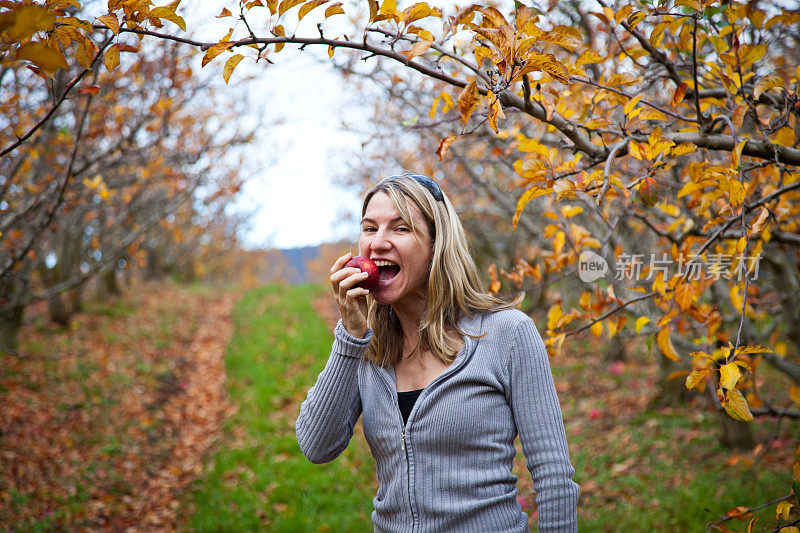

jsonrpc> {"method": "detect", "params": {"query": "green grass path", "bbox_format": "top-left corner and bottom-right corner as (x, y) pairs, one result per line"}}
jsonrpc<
(186, 284), (376, 532)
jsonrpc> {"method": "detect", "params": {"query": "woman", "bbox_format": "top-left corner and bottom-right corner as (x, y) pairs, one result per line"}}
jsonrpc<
(296, 173), (579, 532)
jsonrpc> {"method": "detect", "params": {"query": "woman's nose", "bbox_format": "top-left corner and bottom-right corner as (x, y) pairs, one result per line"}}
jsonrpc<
(371, 227), (391, 251)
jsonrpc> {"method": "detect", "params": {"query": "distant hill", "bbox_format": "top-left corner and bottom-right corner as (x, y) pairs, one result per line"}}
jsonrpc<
(279, 246), (320, 284)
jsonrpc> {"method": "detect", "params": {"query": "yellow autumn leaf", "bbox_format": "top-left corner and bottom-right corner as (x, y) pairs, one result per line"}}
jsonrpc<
(736, 235), (747, 254)
(753, 73), (784, 99)
(591, 320), (603, 338)
(629, 140), (642, 160)
(202, 41), (234, 67)
(97, 13), (120, 34)
(579, 291), (591, 310)
(729, 179), (745, 207)
(776, 501), (792, 521)
(16, 41), (68, 72)
(583, 118), (612, 130)
(674, 0), (700, 10)
(732, 139), (747, 168)
(624, 94), (644, 116)
(627, 11), (647, 29)
(723, 388), (754, 421)
(730, 285), (743, 313)
(6, 4), (56, 41)
(719, 362), (742, 391)
(734, 345), (774, 355)
(298, 0), (327, 20)
(774, 127), (794, 147)
(513, 187), (551, 229)
(325, 2), (345, 17)
(457, 80), (478, 123)
(148, 7), (186, 31)
(671, 142), (697, 157)
(380, 0), (396, 16)
(615, 4), (633, 23)
(576, 49), (603, 67)
(401, 40), (432, 62)
(223, 54), (244, 83)
(790, 385), (800, 406)
(277, 0), (304, 17)
(674, 281), (695, 311)
(635, 316), (649, 334)
(686, 369), (712, 390)
(76, 36), (97, 70)
(547, 304), (563, 330)
(657, 327), (680, 361)
(104, 43), (120, 72)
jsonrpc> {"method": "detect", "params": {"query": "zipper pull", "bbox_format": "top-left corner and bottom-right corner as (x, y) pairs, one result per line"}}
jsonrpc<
(401, 429), (406, 450)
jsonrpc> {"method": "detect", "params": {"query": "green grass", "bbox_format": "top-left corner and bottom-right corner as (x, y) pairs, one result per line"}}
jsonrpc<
(570, 412), (788, 531)
(186, 284), (376, 532)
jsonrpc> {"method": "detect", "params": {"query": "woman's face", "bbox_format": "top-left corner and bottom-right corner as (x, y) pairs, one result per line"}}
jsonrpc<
(359, 191), (433, 308)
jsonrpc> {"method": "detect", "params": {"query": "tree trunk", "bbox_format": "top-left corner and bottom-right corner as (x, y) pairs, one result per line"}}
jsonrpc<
(69, 285), (83, 313)
(603, 335), (626, 362)
(146, 247), (163, 281)
(0, 276), (26, 350)
(48, 292), (70, 326)
(649, 355), (693, 408)
(0, 304), (25, 351)
(99, 265), (121, 297)
(718, 412), (755, 450)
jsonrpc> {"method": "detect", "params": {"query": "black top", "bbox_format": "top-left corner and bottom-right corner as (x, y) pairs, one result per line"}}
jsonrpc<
(397, 388), (424, 426)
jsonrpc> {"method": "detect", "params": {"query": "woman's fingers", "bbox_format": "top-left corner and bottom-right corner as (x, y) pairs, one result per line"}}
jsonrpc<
(330, 252), (353, 274)
(329, 252), (370, 337)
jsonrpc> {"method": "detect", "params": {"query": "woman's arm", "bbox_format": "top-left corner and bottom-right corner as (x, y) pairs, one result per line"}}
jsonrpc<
(508, 316), (580, 532)
(295, 320), (371, 464)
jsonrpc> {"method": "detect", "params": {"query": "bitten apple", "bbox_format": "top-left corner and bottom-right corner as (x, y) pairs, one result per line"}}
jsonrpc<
(345, 256), (380, 291)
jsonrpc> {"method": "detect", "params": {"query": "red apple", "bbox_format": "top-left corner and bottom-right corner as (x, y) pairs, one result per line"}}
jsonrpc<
(638, 176), (659, 207)
(345, 256), (379, 291)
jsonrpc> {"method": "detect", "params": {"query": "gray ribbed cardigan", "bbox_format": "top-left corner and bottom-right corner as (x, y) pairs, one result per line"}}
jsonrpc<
(296, 308), (579, 532)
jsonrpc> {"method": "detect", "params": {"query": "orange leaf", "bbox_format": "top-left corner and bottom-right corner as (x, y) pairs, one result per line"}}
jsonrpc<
(325, 2), (344, 17)
(436, 135), (457, 160)
(97, 13), (120, 34)
(513, 186), (552, 229)
(202, 41), (234, 67)
(401, 40), (432, 62)
(104, 43), (120, 72)
(456, 80), (478, 123)
(277, 0), (303, 16)
(299, 0), (327, 20)
(223, 54), (244, 83)
(657, 326), (680, 361)
(76, 37), (97, 70)
(78, 85), (100, 95)
(148, 7), (186, 31)
(671, 82), (687, 107)
(217, 7), (233, 17)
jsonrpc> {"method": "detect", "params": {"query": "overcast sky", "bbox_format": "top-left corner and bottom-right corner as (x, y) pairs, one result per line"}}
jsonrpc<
(190, 2), (369, 250)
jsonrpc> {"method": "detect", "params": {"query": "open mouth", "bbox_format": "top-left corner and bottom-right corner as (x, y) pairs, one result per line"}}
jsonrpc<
(374, 260), (400, 284)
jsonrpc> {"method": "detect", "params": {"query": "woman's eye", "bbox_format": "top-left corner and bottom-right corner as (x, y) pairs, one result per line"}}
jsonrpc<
(396, 227), (410, 233)
(362, 227), (376, 233)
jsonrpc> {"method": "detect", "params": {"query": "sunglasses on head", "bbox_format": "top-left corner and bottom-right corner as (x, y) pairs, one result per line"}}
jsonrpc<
(380, 173), (444, 202)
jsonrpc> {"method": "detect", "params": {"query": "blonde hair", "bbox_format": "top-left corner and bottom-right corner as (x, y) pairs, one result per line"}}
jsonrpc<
(361, 174), (522, 367)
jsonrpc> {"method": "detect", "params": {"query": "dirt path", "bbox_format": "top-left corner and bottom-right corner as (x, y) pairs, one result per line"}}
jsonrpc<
(0, 283), (235, 532)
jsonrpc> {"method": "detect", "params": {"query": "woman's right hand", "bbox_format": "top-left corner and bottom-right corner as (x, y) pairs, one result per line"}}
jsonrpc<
(330, 252), (370, 338)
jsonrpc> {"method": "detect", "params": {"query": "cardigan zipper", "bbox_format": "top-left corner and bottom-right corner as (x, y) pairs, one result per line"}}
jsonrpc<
(376, 369), (416, 527)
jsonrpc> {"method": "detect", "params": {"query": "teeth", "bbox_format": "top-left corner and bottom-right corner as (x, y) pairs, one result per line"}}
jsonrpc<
(373, 260), (398, 267)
